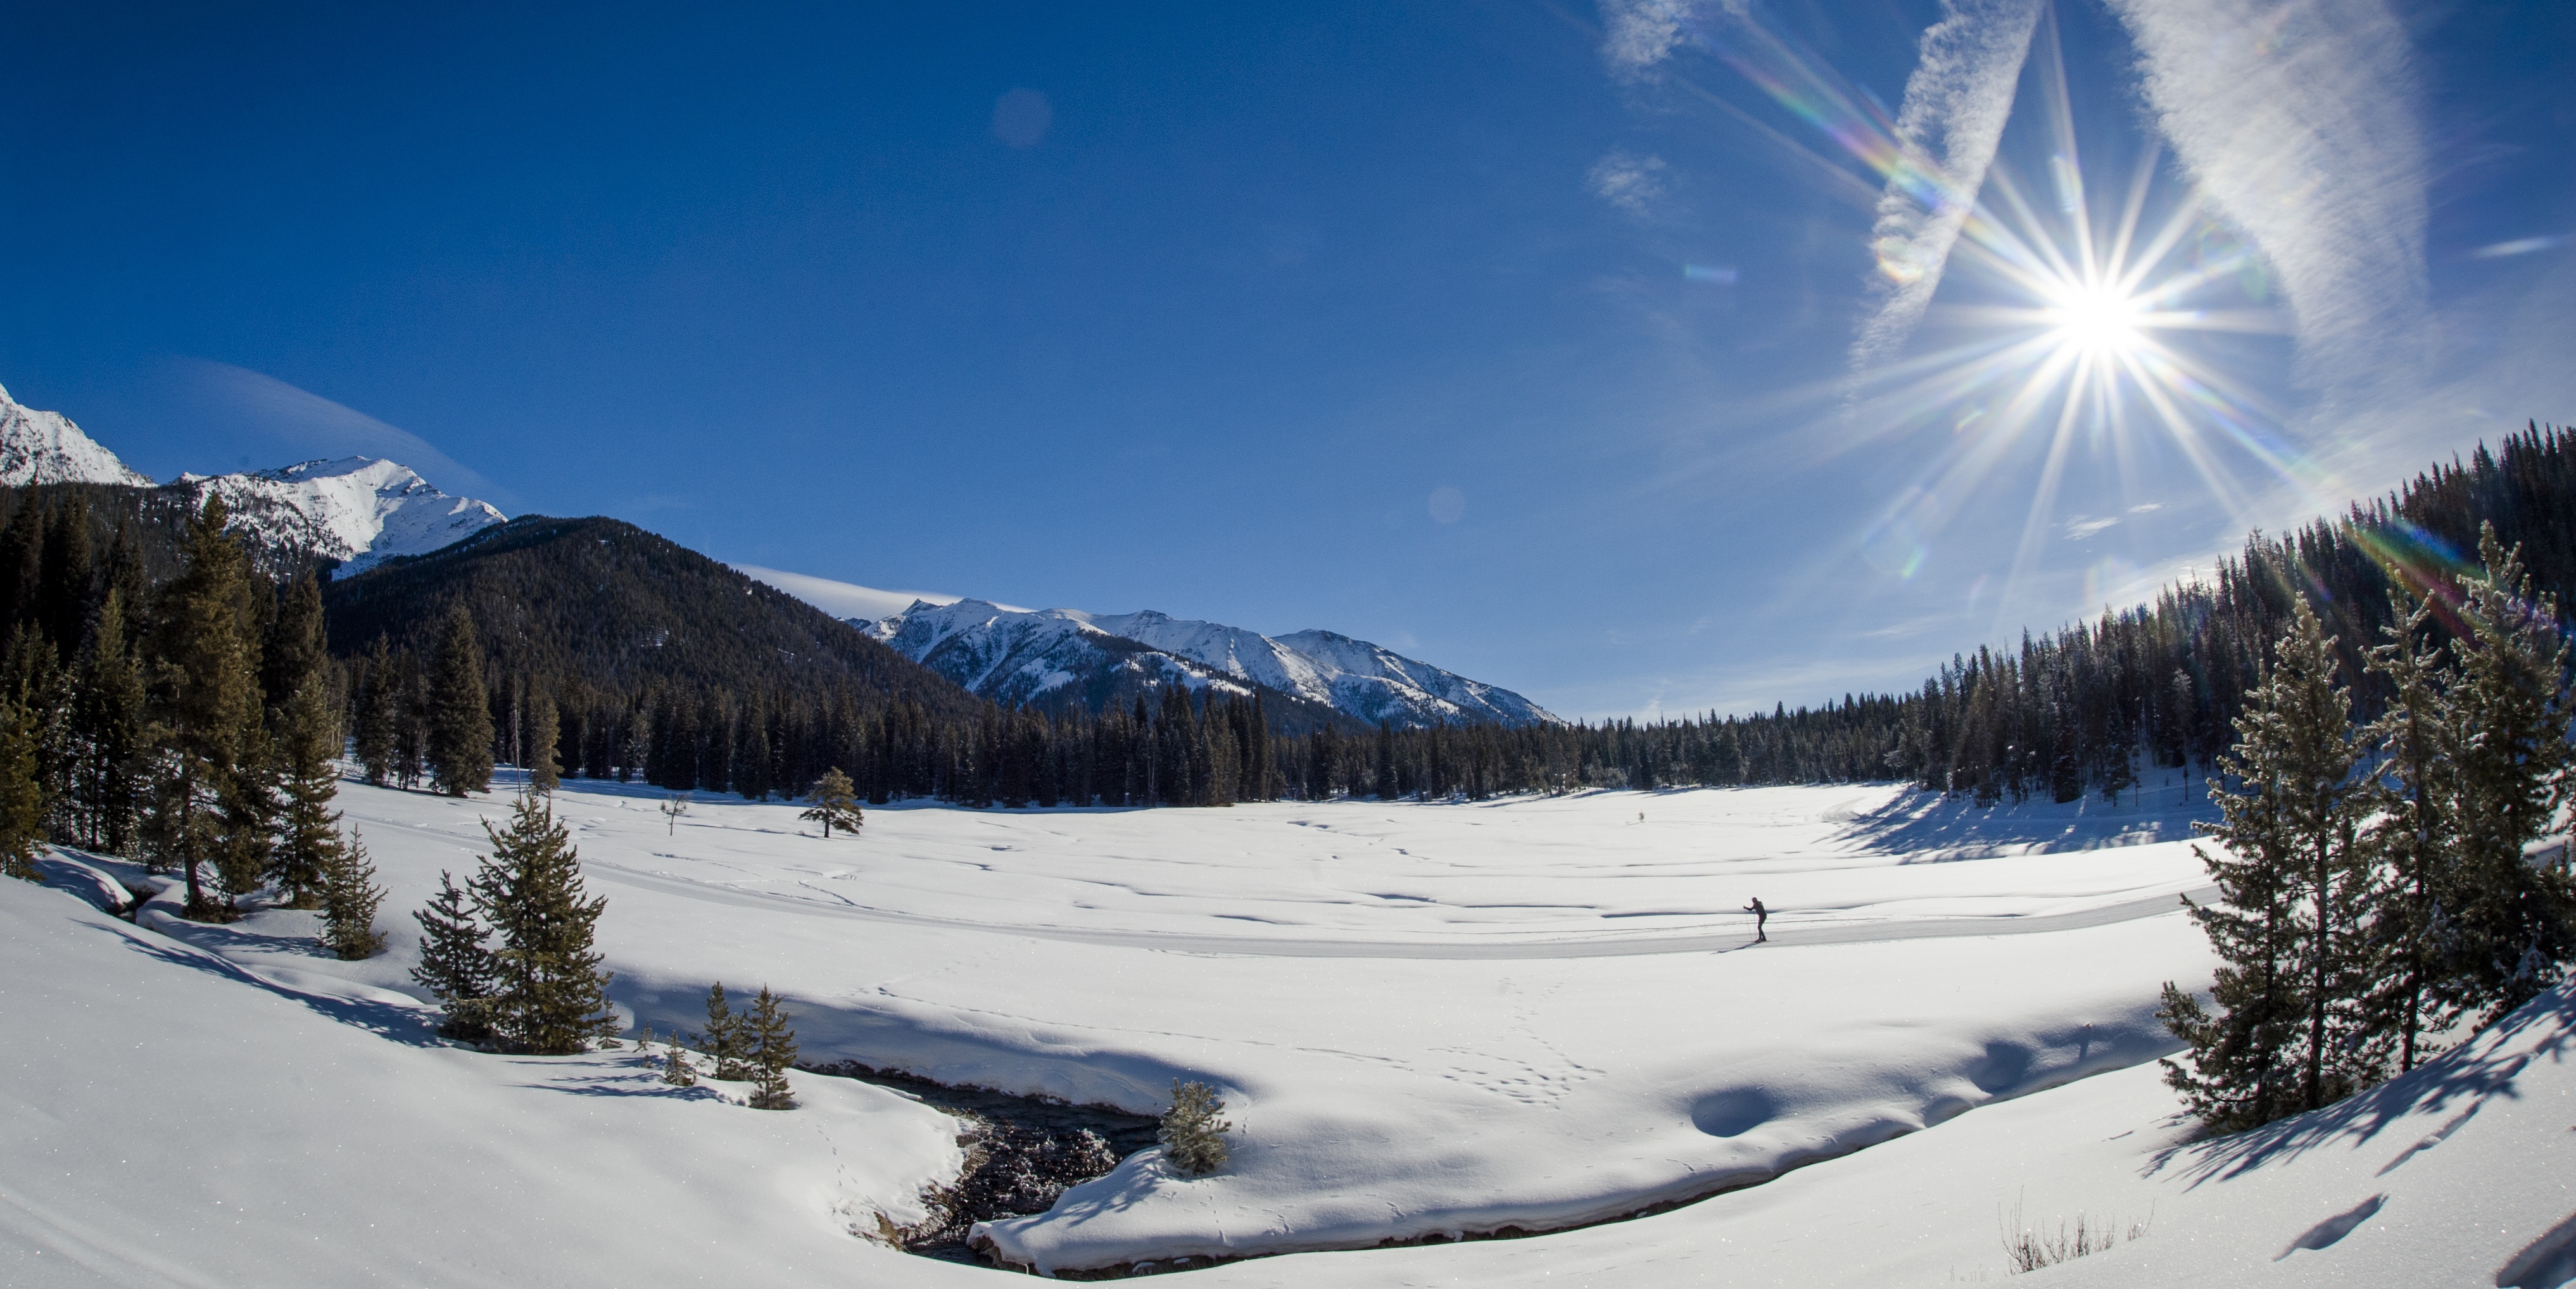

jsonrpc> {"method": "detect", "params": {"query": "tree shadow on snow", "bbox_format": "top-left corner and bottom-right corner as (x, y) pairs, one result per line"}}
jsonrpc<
(94, 921), (445, 1048)
(2148, 984), (2572, 1188)
(1829, 785), (2210, 862)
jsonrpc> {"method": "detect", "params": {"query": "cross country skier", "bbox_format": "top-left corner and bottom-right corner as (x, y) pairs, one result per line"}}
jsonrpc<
(1743, 896), (1767, 943)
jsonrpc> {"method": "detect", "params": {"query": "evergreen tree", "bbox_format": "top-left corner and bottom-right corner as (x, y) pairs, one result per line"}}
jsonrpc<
(527, 684), (561, 795)
(699, 982), (747, 1080)
(745, 985), (799, 1110)
(269, 675), (343, 907)
(1157, 1079), (1232, 1176)
(2362, 581), (2462, 1072)
(35, 496), (92, 661)
(428, 605), (493, 796)
(411, 871), (497, 1044)
(0, 700), (43, 881)
(262, 570), (327, 716)
(471, 794), (616, 1054)
(151, 496), (265, 919)
(74, 588), (147, 856)
(355, 635), (400, 786)
(801, 767), (862, 837)
(319, 830), (388, 960)
(2441, 527), (2576, 1025)
(2161, 598), (2376, 1128)
(660, 1029), (698, 1087)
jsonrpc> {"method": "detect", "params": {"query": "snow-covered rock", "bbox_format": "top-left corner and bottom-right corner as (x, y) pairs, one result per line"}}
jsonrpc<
(864, 600), (1558, 727)
(177, 456), (507, 572)
(0, 381), (154, 487)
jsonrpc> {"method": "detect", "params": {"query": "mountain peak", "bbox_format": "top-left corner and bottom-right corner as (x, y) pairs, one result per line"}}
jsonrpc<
(180, 456), (507, 572)
(0, 383), (155, 488)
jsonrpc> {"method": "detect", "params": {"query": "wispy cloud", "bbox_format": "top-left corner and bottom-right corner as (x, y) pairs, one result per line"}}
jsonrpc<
(1598, 0), (1724, 79)
(734, 565), (981, 622)
(179, 360), (517, 509)
(2102, 0), (2427, 405)
(1851, 0), (2045, 368)
(1588, 149), (1668, 215)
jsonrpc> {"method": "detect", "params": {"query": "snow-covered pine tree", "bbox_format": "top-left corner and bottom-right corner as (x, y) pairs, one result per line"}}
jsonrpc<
(801, 767), (862, 837)
(1158, 1079), (1232, 1176)
(320, 830), (388, 960)
(699, 983), (747, 1080)
(2442, 525), (2576, 1026)
(745, 986), (799, 1110)
(269, 676), (343, 908)
(2161, 597), (2377, 1127)
(472, 794), (616, 1054)
(428, 605), (493, 797)
(0, 699), (42, 881)
(2362, 581), (2464, 1072)
(412, 870), (497, 1043)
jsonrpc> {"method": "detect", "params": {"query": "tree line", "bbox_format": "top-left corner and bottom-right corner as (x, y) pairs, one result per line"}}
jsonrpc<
(1264, 423), (2576, 804)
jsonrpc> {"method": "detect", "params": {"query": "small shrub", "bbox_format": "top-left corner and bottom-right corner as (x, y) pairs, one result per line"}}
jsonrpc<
(1158, 1079), (1232, 1176)
(2000, 1197), (2150, 1273)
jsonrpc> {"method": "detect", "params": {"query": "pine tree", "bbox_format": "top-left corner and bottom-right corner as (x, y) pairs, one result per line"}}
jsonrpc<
(355, 635), (400, 786)
(74, 588), (147, 856)
(0, 700), (44, 881)
(699, 982), (747, 1080)
(2161, 598), (2376, 1128)
(527, 684), (561, 795)
(660, 1029), (698, 1087)
(745, 985), (799, 1110)
(1157, 1079), (1232, 1176)
(472, 794), (616, 1054)
(2441, 526), (2576, 1025)
(269, 675), (344, 907)
(412, 871), (497, 1044)
(801, 767), (862, 837)
(151, 496), (265, 919)
(2362, 581), (2463, 1072)
(319, 830), (388, 960)
(428, 605), (493, 797)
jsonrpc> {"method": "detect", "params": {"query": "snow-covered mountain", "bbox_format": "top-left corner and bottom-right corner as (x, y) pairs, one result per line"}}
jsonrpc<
(0, 381), (154, 487)
(866, 598), (1265, 714)
(862, 598), (1559, 728)
(175, 457), (508, 572)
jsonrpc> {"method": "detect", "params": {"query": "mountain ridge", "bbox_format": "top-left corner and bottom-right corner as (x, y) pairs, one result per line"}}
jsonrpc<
(861, 597), (1558, 729)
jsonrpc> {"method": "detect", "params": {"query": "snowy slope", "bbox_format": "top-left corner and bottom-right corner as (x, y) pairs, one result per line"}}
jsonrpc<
(177, 456), (507, 571)
(864, 598), (1558, 727)
(0, 382), (153, 487)
(0, 862), (973, 1289)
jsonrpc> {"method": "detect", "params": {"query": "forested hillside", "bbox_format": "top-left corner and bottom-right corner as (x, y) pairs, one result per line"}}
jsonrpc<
(317, 515), (1289, 806)
(1266, 423), (2576, 802)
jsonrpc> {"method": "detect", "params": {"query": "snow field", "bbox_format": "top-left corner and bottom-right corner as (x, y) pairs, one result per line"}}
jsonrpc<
(281, 775), (2216, 1273)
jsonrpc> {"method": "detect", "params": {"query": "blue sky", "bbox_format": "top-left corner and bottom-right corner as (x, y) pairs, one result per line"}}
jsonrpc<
(2, 1), (2568, 720)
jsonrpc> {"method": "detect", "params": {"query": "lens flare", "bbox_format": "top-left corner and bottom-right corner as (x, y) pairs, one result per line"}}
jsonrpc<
(1658, 1), (2313, 631)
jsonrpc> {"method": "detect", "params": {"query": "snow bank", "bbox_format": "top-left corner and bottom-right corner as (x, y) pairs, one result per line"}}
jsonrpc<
(0, 871), (971, 1288)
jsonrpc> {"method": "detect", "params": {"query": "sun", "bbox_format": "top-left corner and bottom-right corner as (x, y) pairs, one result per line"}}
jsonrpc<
(2042, 280), (2146, 357)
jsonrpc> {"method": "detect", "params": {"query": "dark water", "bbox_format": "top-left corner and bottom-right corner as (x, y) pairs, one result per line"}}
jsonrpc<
(802, 1060), (1160, 1267)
